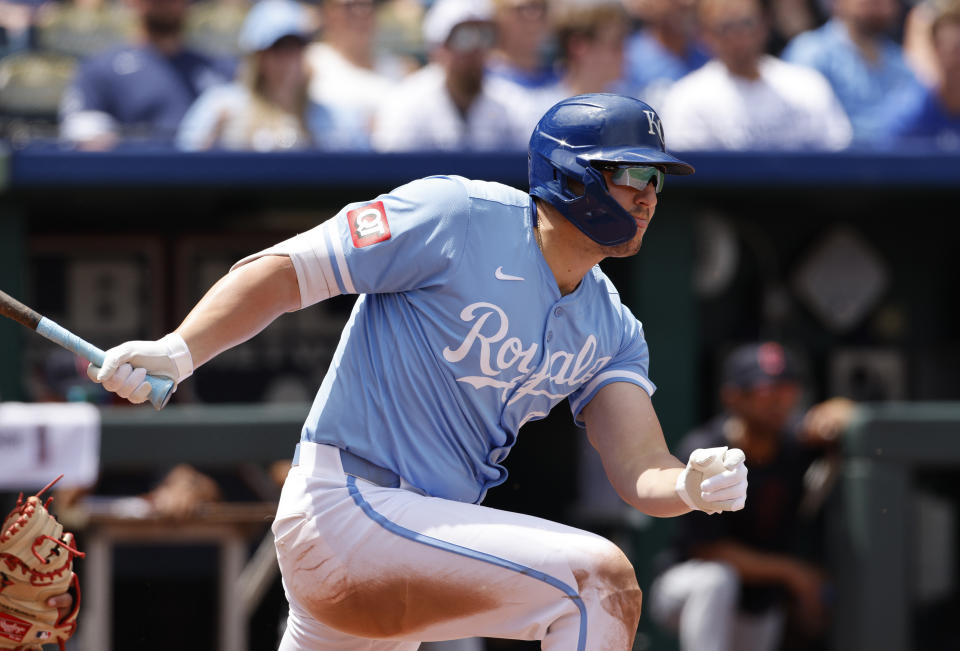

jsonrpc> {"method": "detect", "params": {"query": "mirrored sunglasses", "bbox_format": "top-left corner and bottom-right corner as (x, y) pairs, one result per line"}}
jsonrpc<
(609, 166), (665, 193)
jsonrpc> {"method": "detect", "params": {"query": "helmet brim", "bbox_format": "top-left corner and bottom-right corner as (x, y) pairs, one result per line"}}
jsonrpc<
(579, 146), (695, 176)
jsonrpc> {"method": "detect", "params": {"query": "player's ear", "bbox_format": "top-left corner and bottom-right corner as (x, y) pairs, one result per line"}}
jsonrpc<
(565, 176), (585, 197)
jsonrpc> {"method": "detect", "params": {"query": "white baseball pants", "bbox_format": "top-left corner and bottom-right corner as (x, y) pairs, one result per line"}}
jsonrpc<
(273, 443), (642, 650)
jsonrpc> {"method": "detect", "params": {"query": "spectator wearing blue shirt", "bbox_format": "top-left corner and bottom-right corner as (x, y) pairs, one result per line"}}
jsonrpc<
(621, 0), (710, 109)
(176, 0), (369, 152)
(781, 0), (924, 146)
(890, 0), (960, 149)
(58, 0), (234, 149)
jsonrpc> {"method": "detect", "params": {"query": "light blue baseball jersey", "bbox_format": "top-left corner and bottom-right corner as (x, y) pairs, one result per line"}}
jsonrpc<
(237, 175), (655, 504)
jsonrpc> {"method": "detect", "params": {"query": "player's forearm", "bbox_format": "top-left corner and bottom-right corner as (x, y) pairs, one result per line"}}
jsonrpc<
(628, 453), (690, 517)
(601, 449), (689, 517)
(583, 385), (691, 516)
(175, 255), (301, 367)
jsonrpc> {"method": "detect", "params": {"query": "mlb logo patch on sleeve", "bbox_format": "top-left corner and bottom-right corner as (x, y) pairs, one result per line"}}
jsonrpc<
(348, 201), (391, 248)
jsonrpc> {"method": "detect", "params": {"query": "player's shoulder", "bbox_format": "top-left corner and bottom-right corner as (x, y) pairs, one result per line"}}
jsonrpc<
(583, 266), (636, 319)
(458, 178), (529, 208)
(588, 266), (623, 300)
(586, 267), (648, 338)
(400, 175), (526, 207)
(380, 176), (528, 242)
(390, 174), (469, 202)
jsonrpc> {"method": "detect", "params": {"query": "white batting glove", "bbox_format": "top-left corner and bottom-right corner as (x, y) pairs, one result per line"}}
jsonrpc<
(676, 446), (748, 514)
(86, 333), (194, 405)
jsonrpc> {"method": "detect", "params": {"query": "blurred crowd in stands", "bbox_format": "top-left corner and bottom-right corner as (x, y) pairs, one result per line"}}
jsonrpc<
(1, 0), (959, 152)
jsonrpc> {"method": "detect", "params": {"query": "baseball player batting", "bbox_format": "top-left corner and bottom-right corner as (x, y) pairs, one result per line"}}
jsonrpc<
(87, 93), (749, 650)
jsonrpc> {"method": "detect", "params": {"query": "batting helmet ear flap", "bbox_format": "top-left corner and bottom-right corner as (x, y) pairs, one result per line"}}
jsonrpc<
(562, 173), (585, 197)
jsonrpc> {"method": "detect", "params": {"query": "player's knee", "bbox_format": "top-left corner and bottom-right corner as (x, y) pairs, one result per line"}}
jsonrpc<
(601, 549), (643, 628)
(576, 544), (643, 631)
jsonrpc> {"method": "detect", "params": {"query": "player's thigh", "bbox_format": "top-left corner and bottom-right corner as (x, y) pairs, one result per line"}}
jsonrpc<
(279, 598), (420, 651)
(276, 472), (638, 641)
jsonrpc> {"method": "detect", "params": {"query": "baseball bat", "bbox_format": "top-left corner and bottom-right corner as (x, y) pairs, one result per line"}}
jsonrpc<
(0, 289), (174, 409)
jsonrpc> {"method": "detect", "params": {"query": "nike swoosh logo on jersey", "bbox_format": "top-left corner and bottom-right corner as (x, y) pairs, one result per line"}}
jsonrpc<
(495, 267), (524, 281)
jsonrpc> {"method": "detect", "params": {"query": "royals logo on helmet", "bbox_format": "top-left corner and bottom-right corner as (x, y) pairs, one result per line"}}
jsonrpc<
(643, 110), (665, 148)
(348, 202), (391, 248)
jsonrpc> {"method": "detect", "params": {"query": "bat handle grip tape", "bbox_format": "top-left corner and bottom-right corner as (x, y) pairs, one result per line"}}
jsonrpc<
(36, 317), (175, 410)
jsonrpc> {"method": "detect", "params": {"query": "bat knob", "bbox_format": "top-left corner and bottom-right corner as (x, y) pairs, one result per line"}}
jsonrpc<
(148, 376), (176, 410)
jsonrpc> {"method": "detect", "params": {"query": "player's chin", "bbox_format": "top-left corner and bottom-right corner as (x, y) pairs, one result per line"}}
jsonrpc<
(604, 226), (647, 257)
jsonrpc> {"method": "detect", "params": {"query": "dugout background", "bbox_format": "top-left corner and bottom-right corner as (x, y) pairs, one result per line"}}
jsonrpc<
(1, 146), (959, 651)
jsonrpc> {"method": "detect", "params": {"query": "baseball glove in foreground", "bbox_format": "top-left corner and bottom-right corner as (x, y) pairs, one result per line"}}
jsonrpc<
(0, 476), (83, 650)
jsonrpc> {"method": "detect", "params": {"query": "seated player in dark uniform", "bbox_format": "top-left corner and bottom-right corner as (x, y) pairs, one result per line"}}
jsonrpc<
(649, 341), (856, 651)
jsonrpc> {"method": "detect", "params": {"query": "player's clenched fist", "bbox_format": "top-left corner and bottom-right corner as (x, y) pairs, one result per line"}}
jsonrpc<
(87, 333), (194, 404)
(676, 446), (748, 514)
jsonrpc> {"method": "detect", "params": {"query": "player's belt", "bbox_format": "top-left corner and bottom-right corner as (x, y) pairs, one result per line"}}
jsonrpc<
(293, 442), (402, 489)
(338, 448), (402, 489)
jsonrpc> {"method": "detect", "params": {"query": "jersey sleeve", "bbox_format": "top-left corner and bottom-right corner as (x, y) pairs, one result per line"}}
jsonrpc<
(567, 303), (656, 427)
(231, 175), (472, 308)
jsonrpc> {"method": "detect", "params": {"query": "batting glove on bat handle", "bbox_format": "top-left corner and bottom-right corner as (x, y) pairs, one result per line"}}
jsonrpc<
(86, 333), (193, 407)
(676, 446), (749, 514)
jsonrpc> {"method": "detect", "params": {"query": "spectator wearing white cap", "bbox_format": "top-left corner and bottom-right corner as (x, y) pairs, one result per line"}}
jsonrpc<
(370, 0), (530, 151)
(176, 0), (369, 151)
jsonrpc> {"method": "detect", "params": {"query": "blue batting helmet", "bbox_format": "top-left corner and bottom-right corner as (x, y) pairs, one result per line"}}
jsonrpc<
(528, 93), (694, 246)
